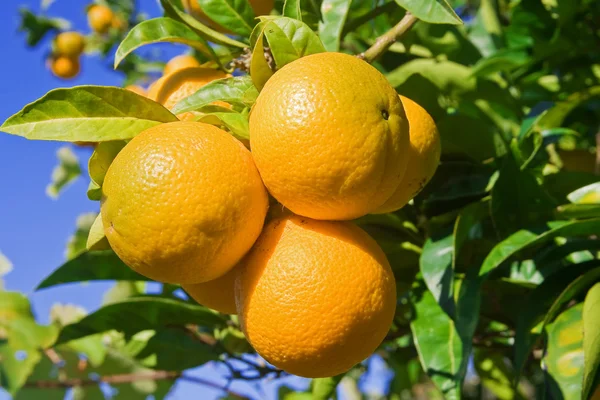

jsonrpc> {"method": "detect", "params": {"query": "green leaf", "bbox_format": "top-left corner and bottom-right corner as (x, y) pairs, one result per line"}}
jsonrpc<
(0, 343), (43, 395)
(86, 213), (111, 252)
(393, 0), (462, 25)
(171, 76), (259, 115)
(420, 234), (454, 316)
(103, 282), (146, 306)
(260, 16), (326, 69)
(130, 328), (218, 370)
(1, 86), (178, 142)
(18, 7), (69, 46)
(87, 180), (102, 202)
(453, 200), (489, 269)
(410, 280), (463, 399)
(318, 0), (352, 51)
(114, 18), (217, 69)
(311, 375), (344, 399)
(55, 298), (227, 345)
(555, 204), (600, 220)
(283, 0), (302, 20)
(480, 218), (600, 278)
(491, 150), (556, 238)
(250, 28), (274, 91)
(568, 182), (600, 204)
(66, 212), (98, 260)
(197, 0), (256, 36)
(36, 250), (148, 290)
(534, 86), (600, 133)
(46, 146), (81, 199)
(88, 141), (127, 188)
(474, 349), (525, 400)
(513, 260), (600, 378)
(544, 303), (585, 400)
(198, 111), (250, 140)
(471, 48), (529, 77)
(583, 283), (600, 400)
(159, 0), (247, 48)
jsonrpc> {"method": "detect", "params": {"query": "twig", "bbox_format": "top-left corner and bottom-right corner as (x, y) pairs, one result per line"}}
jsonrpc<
(24, 370), (249, 399)
(359, 12), (419, 63)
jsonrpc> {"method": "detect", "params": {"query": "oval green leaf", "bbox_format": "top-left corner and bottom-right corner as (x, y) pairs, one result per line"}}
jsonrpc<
(198, 111), (250, 140)
(394, 0), (462, 25)
(55, 297), (227, 345)
(197, 0), (256, 36)
(318, 0), (352, 51)
(1, 86), (178, 142)
(250, 29), (274, 90)
(583, 283), (600, 400)
(171, 75), (259, 115)
(114, 17), (217, 69)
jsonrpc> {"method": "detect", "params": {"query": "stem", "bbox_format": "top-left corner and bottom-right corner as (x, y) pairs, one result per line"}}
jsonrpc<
(24, 371), (249, 399)
(359, 12), (419, 63)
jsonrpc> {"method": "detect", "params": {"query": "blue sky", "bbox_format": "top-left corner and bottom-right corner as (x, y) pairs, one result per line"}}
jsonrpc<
(0, 2), (393, 399)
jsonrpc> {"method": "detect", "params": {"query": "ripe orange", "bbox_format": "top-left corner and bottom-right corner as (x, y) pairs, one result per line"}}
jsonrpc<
(50, 56), (80, 80)
(163, 55), (201, 76)
(148, 67), (229, 120)
(183, 0), (274, 32)
(249, 52), (410, 221)
(88, 5), (114, 34)
(374, 96), (441, 213)
(101, 122), (269, 284)
(235, 214), (396, 378)
(55, 32), (85, 57)
(183, 265), (238, 314)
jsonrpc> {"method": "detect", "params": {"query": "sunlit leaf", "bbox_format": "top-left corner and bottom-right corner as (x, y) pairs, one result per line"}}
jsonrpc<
(582, 283), (600, 400)
(46, 146), (81, 199)
(197, 0), (256, 36)
(319, 0), (352, 51)
(66, 212), (98, 260)
(171, 76), (258, 114)
(394, 0), (462, 25)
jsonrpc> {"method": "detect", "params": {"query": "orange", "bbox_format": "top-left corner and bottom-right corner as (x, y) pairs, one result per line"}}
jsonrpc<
(125, 85), (146, 96)
(183, 0), (274, 32)
(183, 264), (238, 314)
(148, 67), (229, 120)
(50, 56), (80, 80)
(374, 96), (441, 213)
(55, 32), (85, 57)
(249, 52), (410, 221)
(88, 5), (114, 34)
(101, 122), (269, 284)
(235, 214), (396, 378)
(164, 55), (201, 76)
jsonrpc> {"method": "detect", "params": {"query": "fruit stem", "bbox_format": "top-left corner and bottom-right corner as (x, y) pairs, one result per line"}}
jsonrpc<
(359, 12), (418, 63)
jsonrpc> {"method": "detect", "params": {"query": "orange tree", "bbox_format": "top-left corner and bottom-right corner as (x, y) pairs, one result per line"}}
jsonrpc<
(2, 0), (600, 399)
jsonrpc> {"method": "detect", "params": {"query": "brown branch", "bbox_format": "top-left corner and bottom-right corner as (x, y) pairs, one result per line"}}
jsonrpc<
(359, 12), (419, 63)
(24, 370), (249, 399)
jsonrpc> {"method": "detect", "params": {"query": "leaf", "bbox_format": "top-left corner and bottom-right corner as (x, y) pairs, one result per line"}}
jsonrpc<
(130, 328), (218, 370)
(318, 0), (352, 51)
(159, 0), (247, 48)
(114, 18), (217, 69)
(46, 146), (81, 199)
(66, 212), (98, 260)
(198, 111), (250, 140)
(555, 204), (600, 220)
(311, 375), (344, 400)
(55, 297), (227, 345)
(453, 200), (489, 269)
(420, 234), (455, 316)
(18, 7), (69, 46)
(534, 86), (600, 133)
(544, 303), (585, 400)
(197, 0), (256, 36)
(0, 343), (43, 395)
(88, 141), (126, 188)
(103, 282), (146, 306)
(1, 86), (178, 142)
(410, 280), (463, 399)
(470, 48), (529, 78)
(479, 218), (600, 278)
(474, 349), (525, 400)
(283, 0), (302, 20)
(568, 182), (600, 204)
(393, 0), (462, 25)
(491, 149), (556, 238)
(36, 250), (148, 290)
(0, 251), (14, 279)
(86, 213), (111, 252)
(171, 76), (259, 115)
(87, 180), (102, 202)
(583, 283), (600, 400)
(261, 16), (325, 69)
(250, 28), (274, 91)
(513, 260), (600, 378)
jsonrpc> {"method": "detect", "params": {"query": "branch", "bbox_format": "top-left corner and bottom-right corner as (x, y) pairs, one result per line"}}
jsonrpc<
(24, 370), (249, 399)
(359, 12), (419, 63)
